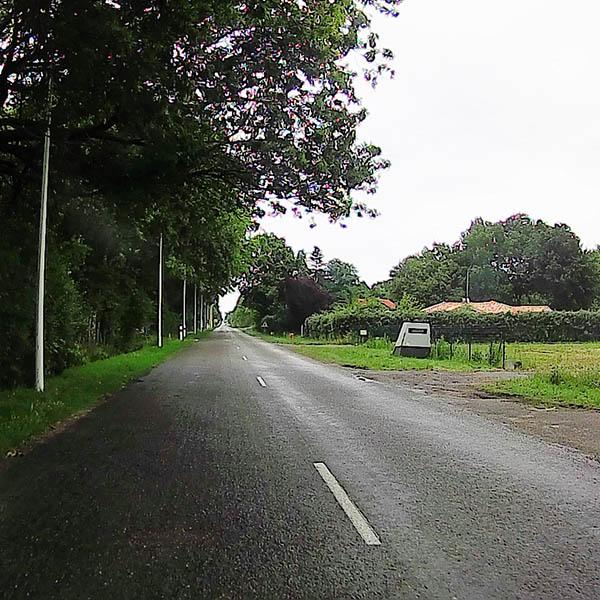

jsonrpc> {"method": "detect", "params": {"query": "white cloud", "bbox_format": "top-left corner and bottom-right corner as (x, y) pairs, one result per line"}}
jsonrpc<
(257, 0), (600, 286)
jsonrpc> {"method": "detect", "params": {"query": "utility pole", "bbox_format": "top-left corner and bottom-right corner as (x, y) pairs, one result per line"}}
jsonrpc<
(193, 284), (198, 334)
(466, 268), (471, 303)
(182, 278), (187, 338)
(35, 82), (52, 392)
(157, 233), (163, 348)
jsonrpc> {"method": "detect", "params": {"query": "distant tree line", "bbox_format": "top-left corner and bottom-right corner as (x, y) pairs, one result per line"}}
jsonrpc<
(233, 215), (600, 335)
(376, 214), (599, 311)
(230, 234), (371, 331)
(0, 1), (399, 388)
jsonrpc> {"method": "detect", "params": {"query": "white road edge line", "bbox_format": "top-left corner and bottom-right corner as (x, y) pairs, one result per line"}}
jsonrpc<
(313, 462), (381, 546)
(242, 356), (248, 361)
(256, 376), (267, 387)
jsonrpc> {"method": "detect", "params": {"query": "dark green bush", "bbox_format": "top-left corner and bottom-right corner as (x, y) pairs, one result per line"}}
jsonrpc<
(306, 302), (600, 343)
(228, 305), (258, 328)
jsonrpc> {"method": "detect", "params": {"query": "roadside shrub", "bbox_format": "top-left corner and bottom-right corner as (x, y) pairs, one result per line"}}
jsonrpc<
(228, 305), (258, 328)
(549, 366), (564, 385)
(471, 348), (484, 363)
(433, 339), (452, 359)
(306, 302), (600, 344)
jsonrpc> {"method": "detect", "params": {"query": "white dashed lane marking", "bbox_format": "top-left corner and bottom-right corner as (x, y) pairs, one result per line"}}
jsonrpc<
(313, 462), (381, 546)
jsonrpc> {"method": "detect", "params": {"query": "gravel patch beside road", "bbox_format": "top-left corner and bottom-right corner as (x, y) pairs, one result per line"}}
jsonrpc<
(363, 369), (600, 461)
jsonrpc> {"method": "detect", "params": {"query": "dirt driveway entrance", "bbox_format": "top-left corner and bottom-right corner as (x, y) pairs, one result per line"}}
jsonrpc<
(361, 369), (600, 462)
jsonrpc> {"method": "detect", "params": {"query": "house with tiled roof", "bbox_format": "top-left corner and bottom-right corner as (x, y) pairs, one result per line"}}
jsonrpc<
(357, 298), (397, 310)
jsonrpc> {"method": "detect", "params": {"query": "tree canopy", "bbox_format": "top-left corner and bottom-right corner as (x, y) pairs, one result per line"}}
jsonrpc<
(0, 1), (400, 387)
(1, 0), (398, 218)
(386, 215), (597, 310)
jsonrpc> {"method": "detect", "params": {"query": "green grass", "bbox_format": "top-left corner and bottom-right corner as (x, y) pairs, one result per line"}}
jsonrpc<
(249, 331), (488, 371)
(505, 342), (600, 371)
(488, 342), (600, 408)
(487, 371), (600, 408)
(290, 344), (482, 371)
(249, 330), (354, 346)
(0, 335), (202, 456)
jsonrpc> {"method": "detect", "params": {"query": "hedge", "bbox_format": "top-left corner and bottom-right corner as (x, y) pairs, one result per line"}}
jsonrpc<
(305, 303), (600, 343)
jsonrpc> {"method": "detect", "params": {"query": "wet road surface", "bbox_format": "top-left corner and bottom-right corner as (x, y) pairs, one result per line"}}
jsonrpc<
(1, 328), (599, 599)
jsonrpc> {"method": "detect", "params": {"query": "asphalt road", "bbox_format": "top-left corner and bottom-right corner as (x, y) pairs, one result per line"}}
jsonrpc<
(1, 327), (600, 599)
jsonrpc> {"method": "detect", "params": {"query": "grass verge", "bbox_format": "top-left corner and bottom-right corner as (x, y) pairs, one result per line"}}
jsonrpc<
(249, 330), (485, 371)
(486, 343), (600, 408)
(290, 344), (483, 371)
(0, 336), (200, 456)
(486, 368), (600, 409)
(504, 342), (600, 371)
(248, 330), (352, 345)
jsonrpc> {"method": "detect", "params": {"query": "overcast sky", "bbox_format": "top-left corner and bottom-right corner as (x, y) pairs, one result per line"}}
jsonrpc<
(222, 0), (600, 313)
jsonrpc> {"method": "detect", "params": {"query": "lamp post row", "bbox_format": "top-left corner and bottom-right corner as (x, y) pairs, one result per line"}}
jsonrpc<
(35, 76), (213, 390)
(37, 170), (211, 392)
(156, 236), (215, 348)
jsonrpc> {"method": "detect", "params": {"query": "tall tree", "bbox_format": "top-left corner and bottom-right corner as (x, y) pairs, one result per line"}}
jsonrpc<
(388, 244), (462, 307)
(0, 1), (401, 386)
(309, 246), (326, 271)
(238, 234), (304, 324)
(238, 234), (337, 331)
(322, 258), (366, 304)
(385, 215), (597, 310)
(1, 0), (398, 219)
(283, 276), (332, 330)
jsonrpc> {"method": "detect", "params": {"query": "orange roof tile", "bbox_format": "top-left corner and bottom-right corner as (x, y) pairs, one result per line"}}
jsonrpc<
(379, 298), (397, 310)
(424, 301), (551, 314)
(357, 298), (397, 310)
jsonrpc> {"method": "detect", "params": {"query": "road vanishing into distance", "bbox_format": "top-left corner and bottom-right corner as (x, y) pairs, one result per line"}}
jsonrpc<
(1, 327), (600, 599)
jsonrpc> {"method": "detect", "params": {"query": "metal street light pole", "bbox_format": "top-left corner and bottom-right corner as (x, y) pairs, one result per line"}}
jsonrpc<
(182, 277), (187, 338)
(157, 233), (163, 348)
(193, 284), (198, 334)
(466, 267), (471, 303)
(35, 87), (52, 392)
(199, 293), (204, 331)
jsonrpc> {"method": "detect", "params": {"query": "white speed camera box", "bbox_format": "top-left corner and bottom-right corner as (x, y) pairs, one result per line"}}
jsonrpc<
(393, 322), (431, 358)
